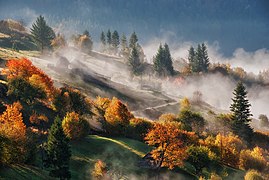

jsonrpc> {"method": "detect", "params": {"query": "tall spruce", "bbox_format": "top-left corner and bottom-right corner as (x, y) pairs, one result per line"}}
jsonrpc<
(128, 45), (141, 75)
(106, 29), (112, 46)
(129, 32), (138, 49)
(230, 82), (253, 143)
(188, 46), (197, 72)
(163, 43), (174, 75)
(201, 43), (210, 72)
(44, 116), (71, 179)
(153, 44), (174, 76)
(120, 33), (129, 58)
(100, 31), (106, 51)
(111, 30), (120, 53)
(30, 15), (55, 52)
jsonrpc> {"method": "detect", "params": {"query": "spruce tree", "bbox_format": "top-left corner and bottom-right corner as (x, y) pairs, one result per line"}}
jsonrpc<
(120, 33), (129, 58)
(30, 15), (55, 52)
(44, 116), (71, 179)
(128, 46), (141, 75)
(196, 44), (203, 73)
(111, 30), (120, 53)
(201, 43), (210, 72)
(163, 43), (174, 75)
(188, 46), (196, 72)
(153, 44), (164, 76)
(100, 31), (106, 51)
(106, 29), (112, 47)
(230, 82), (253, 143)
(129, 32), (138, 49)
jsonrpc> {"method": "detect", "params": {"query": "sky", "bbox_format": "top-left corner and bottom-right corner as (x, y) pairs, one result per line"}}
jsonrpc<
(0, 0), (268, 57)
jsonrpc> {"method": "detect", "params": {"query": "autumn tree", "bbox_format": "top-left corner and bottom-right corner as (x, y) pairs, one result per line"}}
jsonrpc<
(51, 33), (66, 50)
(104, 97), (133, 135)
(30, 15), (55, 52)
(44, 116), (71, 179)
(144, 123), (188, 170)
(0, 102), (27, 164)
(78, 34), (93, 54)
(62, 112), (90, 140)
(230, 82), (253, 143)
(91, 160), (108, 179)
(180, 97), (191, 110)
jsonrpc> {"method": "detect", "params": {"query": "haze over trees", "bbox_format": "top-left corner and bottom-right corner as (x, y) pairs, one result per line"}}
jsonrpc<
(188, 43), (210, 73)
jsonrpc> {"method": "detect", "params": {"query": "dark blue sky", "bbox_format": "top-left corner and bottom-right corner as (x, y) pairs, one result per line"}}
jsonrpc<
(0, 0), (268, 56)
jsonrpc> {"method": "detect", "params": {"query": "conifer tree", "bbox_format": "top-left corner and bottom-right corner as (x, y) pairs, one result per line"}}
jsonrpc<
(120, 33), (129, 58)
(153, 44), (164, 76)
(188, 46), (197, 72)
(128, 46), (141, 75)
(106, 29), (112, 47)
(201, 43), (210, 72)
(111, 30), (120, 53)
(30, 15), (55, 52)
(129, 32), (138, 49)
(230, 82), (253, 143)
(163, 43), (174, 75)
(100, 31), (106, 51)
(44, 116), (71, 179)
(196, 44), (203, 72)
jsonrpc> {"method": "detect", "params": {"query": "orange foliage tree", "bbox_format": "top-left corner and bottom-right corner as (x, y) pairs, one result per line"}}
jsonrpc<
(3, 58), (55, 99)
(144, 122), (189, 170)
(104, 97), (133, 135)
(62, 112), (90, 140)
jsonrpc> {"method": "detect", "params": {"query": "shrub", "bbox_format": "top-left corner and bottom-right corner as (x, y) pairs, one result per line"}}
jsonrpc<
(62, 112), (90, 140)
(239, 147), (267, 172)
(244, 170), (264, 180)
(91, 160), (107, 179)
(178, 109), (205, 133)
(127, 118), (153, 141)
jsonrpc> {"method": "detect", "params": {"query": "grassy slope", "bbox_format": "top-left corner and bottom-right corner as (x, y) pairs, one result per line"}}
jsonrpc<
(0, 135), (196, 180)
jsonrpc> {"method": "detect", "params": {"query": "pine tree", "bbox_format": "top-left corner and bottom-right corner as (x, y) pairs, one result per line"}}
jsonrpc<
(188, 46), (197, 72)
(83, 30), (90, 37)
(153, 44), (164, 76)
(44, 116), (71, 179)
(111, 30), (120, 53)
(129, 32), (138, 49)
(128, 46), (141, 75)
(230, 82), (253, 143)
(196, 44), (203, 73)
(153, 44), (174, 76)
(163, 43), (174, 75)
(106, 29), (112, 46)
(201, 43), (210, 72)
(120, 33), (129, 58)
(100, 31), (106, 51)
(30, 15), (55, 52)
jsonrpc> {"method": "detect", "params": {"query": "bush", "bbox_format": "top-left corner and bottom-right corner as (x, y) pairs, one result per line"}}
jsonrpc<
(186, 145), (214, 174)
(126, 118), (153, 141)
(239, 147), (267, 172)
(244, 170), (264, 180)
(91, 160), (107, 179)
(178, 109), (205, 133)
(62, 112), (90, 140)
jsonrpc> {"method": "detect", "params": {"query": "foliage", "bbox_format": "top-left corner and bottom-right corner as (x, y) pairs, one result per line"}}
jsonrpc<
(230, 82), (253, 143)
(127, 118), (153, 141)
(104, 97), (133, 135)
(51, 33), (66, 50)
(7, 77), (46, 104)
(186, 145), (215, 174)
(111, 30), (120, 53)
(144, 122), (189, 169)
(62, 112), (90, 140)
(129, 32), (138, 49)
(30, 15), (55, 52)
(77, 34), (93, 54)
(178, 109), (205, 133)
(180, 97), (191, 110)
(158, 113), (178, 122)
(91, 160), (107, 179)
(0, 102), (27, 164)
(120, 33), (129, 58)
(258, 114), (269, 128)
(4, 58), (55, 99)
(244, 170), (264, 180)
(44, 116), (71, 179)
(106, 29), (112, 47)
(239, 147), (267, 172)
(100, 31), (106, 51)
(153, 43), (174, 76)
